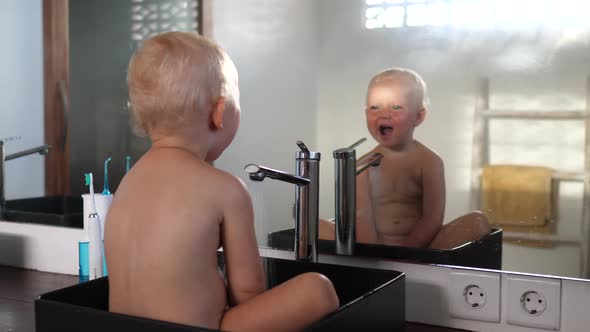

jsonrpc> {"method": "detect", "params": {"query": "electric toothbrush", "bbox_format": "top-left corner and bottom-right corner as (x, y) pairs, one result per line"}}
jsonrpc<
(85, 173), (104, 280)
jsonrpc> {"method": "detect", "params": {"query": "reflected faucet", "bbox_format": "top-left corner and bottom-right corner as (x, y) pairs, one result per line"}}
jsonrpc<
(0, 137), (52, 219)
(245, 141), (321, 262)
(333, 138), (382, 255)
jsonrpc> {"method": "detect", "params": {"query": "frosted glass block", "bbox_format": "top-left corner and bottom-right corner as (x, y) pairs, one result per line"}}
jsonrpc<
(450, 0), (494, 28)
(497, 0), (545, 27)
(365, 18), (382, 29)
(427, 2), (450, 26)
(366, 7), (384, 19)
(382, 6), (405, 28)
(129, 0), (200, 46)
(406, 4), (429, 27)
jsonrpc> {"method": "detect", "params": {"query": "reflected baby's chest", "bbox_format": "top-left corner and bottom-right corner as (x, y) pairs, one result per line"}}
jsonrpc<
(368, 168), (422, 200)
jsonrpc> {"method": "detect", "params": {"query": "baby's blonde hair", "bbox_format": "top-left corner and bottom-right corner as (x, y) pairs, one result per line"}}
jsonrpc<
(127, 31), (238, 136)
(368, 67), (429, 110)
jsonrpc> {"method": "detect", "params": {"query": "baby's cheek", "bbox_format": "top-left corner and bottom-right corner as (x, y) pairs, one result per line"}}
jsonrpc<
(366, 115), (377, 127)
(392, 112), (409, 125)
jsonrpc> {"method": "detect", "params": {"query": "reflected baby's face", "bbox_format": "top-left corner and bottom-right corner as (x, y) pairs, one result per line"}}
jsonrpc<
(365, 80), (424, 151)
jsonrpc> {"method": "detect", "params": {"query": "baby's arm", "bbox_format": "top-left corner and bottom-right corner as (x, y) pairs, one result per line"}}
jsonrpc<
(400, 153), (445, 248)
(221, 177), (266, 306)
(220, 177), (339, 331)
(356, 168), (378, 243)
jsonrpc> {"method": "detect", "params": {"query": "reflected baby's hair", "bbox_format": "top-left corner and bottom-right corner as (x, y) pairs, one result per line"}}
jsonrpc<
(367, 67), (429, 110)
(127, 31), (238, 137)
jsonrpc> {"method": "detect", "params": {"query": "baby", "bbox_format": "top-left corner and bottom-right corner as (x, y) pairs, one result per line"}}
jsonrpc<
(320, 68), (490, 249)
(105, 32), (338, 332)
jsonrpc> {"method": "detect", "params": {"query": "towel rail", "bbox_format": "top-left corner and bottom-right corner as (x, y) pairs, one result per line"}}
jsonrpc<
(481, 110), (587, 119)
(474, 170), (587, 182)
(502, 232), (582, 245)
(471, 76), (590, 278)
(553, 171), (588, 182)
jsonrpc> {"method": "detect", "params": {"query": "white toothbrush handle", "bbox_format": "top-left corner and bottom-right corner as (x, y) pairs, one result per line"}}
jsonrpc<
(88, 213), (103, 279)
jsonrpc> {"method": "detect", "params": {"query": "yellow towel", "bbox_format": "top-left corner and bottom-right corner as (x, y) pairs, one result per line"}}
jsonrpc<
(482, 165), (554, 227)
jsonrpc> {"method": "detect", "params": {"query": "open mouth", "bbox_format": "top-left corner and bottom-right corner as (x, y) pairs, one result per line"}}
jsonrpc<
(379, 125), (393, 136)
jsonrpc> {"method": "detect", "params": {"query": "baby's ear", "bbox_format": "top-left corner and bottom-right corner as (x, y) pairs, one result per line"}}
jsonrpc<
(414, 107), (426, 126)
(210, 97), (226, 130)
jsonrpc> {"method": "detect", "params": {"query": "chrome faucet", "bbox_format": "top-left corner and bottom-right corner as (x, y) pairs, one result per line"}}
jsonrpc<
(333, 138), (382, 255)
(245, 164), (310, 186)
(0, 137), (52, 219)
(245, 141), (321, 262)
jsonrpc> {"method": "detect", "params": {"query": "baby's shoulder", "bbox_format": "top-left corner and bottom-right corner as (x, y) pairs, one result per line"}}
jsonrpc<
(205, 167), (251, 203)
(215, 168), (249, 194)
(147, 150), (248, 197)
(412, 141), (442, 162)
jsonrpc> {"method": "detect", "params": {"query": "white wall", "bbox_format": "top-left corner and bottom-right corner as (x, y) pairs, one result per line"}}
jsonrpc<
(212, 0), (320, 243)
(315, 0), (590, 278)
(0, 0), (44, 199)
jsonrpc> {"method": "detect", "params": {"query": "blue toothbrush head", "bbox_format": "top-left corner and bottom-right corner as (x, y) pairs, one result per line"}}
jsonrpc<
(84, 173), (92, 186)
(102, 157), (112, 195)
(125, 155), (131, 173)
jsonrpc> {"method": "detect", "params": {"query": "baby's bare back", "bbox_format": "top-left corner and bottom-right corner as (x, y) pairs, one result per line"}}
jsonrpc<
(105, 149), (229, 329)
(365, 142), (435, 245)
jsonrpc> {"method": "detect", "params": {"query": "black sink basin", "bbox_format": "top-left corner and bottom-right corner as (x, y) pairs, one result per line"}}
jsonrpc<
(3, 196), (83, 228)
(268, 228), (503, 270)
(35, 256), (405, 331)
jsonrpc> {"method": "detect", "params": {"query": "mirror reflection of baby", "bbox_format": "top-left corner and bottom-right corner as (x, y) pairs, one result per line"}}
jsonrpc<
(105, 32), (338, 332)
(320, 68), (490, 249)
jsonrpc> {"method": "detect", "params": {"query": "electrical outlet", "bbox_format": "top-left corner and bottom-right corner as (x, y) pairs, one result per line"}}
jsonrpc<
(448, 270), (500, 323)
(521, 291), (547, 315)
(506, 275), (561, 330)
(464, 285), (487, 309)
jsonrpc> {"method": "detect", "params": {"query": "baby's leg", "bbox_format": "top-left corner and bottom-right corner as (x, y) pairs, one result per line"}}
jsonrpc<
(220, 272), (339, 332)
(429, 211), (491, 249)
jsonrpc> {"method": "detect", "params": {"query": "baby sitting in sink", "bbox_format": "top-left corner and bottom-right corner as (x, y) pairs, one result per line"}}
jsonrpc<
(104, 32), (338, 331)
(320, 68), (490, 249)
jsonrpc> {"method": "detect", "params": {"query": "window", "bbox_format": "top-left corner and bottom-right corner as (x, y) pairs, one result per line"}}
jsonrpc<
(365, 0), (449, 29)
(130, 0), (201, 46)
(365, 0), (590, 30)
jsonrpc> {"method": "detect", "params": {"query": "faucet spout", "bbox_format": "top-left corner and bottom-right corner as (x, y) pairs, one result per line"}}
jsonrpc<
(5, 144), (52, 161)
(244, 164), (310, 186)
(356, 152), (383, 176)
(0, 139), (52, 219)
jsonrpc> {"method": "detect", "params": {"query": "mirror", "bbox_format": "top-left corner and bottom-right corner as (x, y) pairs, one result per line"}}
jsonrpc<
(3, 0), (589, 280)
(213, 0), (590, 280)
(2, 0), (202, 228)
